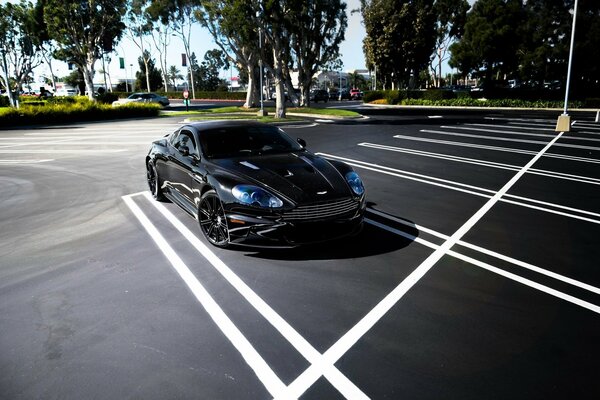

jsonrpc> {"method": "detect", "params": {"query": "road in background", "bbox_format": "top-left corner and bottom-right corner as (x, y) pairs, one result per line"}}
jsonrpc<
(1, 107), (599, 399)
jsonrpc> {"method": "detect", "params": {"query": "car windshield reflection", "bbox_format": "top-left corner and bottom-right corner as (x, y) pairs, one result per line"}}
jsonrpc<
(200, 126), (303, 159)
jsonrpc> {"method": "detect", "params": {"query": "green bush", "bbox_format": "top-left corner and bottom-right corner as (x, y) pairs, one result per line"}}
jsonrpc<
(0, 101), (160, 128)
(0, 96), (9, 107)
(363, 90), (385, 103)
(20, 100), (46, 106)
(47, 96), (77, 105)
(584, 98), (600, 108)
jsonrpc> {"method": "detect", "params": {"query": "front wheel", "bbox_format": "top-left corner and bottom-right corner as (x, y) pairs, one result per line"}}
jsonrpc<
(198, 190), (230, 247)
(147, 161), (166, 201)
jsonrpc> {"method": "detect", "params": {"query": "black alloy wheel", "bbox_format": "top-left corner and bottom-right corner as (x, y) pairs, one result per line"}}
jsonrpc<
(147, 161), (165, 201)
(198, 190), (230, 247)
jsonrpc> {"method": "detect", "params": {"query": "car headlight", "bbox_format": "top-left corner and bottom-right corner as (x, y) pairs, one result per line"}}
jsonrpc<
(232, 185), (283, 208)
(345, 171), (364, 196)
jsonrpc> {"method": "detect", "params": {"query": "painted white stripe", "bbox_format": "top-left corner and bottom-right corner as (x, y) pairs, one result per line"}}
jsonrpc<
(285, 131), (568, 398)
(142, 192), (368, 400)
(0, 149), (127, 153)
(0, 159), (53, 164)
(393, 134), (600, 165)
(359, 142), (600, 186)
(318, 153), (600, 225)
(367, 208), (600, 296)
(0, 142), (151, 146)
(122, 195), (287, 398)
(456, 124), (600, 143)
(422, 129), (600, 151)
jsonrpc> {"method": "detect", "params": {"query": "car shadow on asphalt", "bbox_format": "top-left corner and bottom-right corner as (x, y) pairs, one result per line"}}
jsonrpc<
(242, 206), (419, 261)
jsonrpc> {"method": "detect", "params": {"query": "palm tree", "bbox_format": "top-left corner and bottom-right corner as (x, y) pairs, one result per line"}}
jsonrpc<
(168, 65), (183, 91)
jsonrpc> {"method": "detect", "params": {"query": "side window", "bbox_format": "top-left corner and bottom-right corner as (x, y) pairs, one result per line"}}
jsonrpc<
(177, 130), (198, 156)
(168, 130), (180, 146)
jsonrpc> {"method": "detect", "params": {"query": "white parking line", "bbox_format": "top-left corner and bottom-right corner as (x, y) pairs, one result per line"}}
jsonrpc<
(393, 134), (600, 165)
(122, 194), (288, 398)
(318, 153), (600, 225)
(367, 208), (600, 296)
(359, 142), (600, 186)
(421, 129), (600, 151)
(0, 159), (54, 164)
(284, 130), (568, 398)
(140, 192), (368, 399)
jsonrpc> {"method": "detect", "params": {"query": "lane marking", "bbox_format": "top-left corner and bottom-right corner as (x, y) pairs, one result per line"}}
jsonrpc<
(421, 129), (600, 151)
(393, 134), (600, 165)
(454, 124), (600, 144)
(0, 149), (127, 153)
(285, 131), (567, 397)
(0, 159), (54, 164)
(359, 142), (600, 186)
(367, 208), (600, 296)
(142, 192), (368, 400)
(122, 195), (287, 398)
(318, 153), (600, 225)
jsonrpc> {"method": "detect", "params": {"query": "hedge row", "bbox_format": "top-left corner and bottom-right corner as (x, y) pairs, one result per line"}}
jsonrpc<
(0, 102), (160, 128)
(363, 89), (595, 108)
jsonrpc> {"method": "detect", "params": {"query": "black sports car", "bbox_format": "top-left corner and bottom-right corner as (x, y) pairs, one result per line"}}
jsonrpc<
(146, 121), (366, 247)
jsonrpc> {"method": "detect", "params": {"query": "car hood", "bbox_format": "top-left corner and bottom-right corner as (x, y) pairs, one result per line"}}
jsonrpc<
(210, 152), (352, 204)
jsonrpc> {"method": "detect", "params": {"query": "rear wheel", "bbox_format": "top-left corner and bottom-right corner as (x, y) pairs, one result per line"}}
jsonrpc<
(198, 190), (229, 247)
(147, 161), (166, 201)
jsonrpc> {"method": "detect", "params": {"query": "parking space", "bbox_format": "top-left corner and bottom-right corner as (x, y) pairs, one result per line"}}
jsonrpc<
(2, 112), (600, 399)
(116, 113), (600, 398)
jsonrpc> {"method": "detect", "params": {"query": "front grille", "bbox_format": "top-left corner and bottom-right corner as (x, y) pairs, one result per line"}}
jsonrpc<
(282, 198), (359, 221)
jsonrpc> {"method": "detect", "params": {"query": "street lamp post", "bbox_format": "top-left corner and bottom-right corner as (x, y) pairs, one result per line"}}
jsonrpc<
(129, 64), (134, 92)
(257, 12), (267, 117)
(556, 0), (579, 132)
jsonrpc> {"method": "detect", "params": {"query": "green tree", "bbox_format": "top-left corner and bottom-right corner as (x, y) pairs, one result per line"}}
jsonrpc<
(135, 51), (163, 91)
(196, 0), (260, 108)
(449, 0), (525, 83)
(288, 0), (348, 106)
(361, 0), (437, 89)
(44, 0), (127, 100)
(430, 0), (469, 87)
(0, 1), (43, 107)
(126, 0), (155, 93)
(148, 0), (203, 99)
(193, 49), (229, 91)
(168, 65), (183, 90)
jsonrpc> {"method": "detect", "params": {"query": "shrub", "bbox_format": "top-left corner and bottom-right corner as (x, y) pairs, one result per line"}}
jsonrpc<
(95, 92), (119, 104)
(363, 90), (385, 103)
(0, 96), (9, 107)
(0, 101), (160, 128)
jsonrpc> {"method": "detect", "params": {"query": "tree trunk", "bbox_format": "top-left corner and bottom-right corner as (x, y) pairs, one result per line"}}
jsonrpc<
(143, 57), (151, 92)
(244, 64), (258, 109)
(83, 56), (96, 100)
(273, 50), (286, 119)
(1, 52), (16, 107)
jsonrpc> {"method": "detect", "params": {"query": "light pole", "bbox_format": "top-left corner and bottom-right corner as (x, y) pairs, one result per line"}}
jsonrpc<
(129, 64), (134, 92)
(257, 12), (267, 117)
(556, 0), (579, 132)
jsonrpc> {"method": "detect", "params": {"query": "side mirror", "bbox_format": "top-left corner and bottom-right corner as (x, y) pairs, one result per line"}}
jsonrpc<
(179, 145), (190, 156)
(297, 138), (307, 148)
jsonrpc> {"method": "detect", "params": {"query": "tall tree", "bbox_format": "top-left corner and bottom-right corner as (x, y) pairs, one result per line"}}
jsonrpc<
(148, 0), (202, 99)
(449, 0), (525, 83)
(0, 1), (44, 107)
(288, 0), (347, 106)
(361, 0), (437, 89)
(430, 0), (469, 87)
(135, 50), (162, 91)
(126, 0), (154, 93)
(168, 65), (183, 90)
(194, 49), (229, 91)
(44, 0), (127, 100)
(196, 0), (260, 108)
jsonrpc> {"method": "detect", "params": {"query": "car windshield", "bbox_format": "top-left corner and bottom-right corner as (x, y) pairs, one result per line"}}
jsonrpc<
(199, 125), (303, 159)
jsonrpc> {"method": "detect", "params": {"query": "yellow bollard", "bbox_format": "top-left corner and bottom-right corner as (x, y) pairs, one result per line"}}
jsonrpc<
(555, 114), (571, 132)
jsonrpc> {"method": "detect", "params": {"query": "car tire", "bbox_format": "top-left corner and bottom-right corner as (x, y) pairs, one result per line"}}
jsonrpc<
(147, 161), (166, 201)
(198, 189), (230, 248)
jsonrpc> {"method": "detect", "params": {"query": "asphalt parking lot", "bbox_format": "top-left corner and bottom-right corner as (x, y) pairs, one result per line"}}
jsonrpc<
(1, 106), (599, 399)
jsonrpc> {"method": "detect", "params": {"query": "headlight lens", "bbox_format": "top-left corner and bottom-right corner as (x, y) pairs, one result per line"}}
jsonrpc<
(345, 171), (365, 196)
(232, 185), (283, 208)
